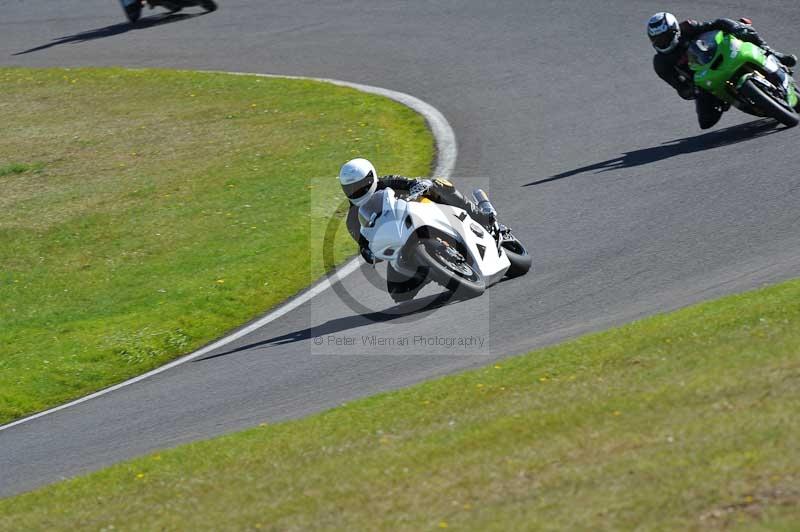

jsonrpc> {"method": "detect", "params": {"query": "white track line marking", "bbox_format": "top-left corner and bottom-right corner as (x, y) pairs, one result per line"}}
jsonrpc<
(0, 70), (457, 433)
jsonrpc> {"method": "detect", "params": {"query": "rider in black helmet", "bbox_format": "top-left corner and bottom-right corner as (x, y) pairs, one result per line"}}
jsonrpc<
(648, 12), (797, 129)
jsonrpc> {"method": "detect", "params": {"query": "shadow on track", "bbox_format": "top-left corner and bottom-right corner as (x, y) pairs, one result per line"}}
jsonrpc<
(523, 119), (785, 187)
(13, 13), (204, 56)
(195, 293), (459, 362)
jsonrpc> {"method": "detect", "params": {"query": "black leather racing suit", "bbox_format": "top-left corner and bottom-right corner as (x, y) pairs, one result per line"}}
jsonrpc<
(653, 18), (783, 129)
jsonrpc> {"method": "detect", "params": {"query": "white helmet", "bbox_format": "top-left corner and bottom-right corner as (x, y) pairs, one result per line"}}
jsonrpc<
(338, 158), (377, 206)
(648, 12), (681, 54)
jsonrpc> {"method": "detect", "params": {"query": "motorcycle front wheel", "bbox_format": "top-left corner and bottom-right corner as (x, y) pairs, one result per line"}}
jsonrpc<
(740, 78), (799, 127)
(415, 238), (485, 299)
(501, 237), (532, 278)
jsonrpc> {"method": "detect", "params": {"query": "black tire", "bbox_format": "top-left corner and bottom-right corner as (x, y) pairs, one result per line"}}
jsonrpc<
(740, 78), (799, 127)
(200, 0), (217, 11)
(124, 3), (142, 23)
(501, 238), (532, 278)
(414, 239), (485, 299)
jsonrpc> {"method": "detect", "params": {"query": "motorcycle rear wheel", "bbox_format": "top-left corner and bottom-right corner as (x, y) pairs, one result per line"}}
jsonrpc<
(740, 78), (799, 128)
(415, 239), (485, 299)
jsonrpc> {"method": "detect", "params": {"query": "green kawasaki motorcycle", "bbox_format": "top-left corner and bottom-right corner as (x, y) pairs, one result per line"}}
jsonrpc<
(688, 30), (800, 127)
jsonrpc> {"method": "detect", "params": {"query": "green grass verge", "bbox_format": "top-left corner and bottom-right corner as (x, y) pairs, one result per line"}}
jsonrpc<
(0, 67), (434, 424)
(2, 279), (798, 530)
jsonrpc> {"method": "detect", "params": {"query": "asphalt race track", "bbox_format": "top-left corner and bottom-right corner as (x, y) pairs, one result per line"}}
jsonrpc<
(2, 1), (799, 497)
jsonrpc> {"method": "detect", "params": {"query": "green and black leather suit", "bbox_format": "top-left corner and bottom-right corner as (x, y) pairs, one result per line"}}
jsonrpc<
(653, 18), (796, 129)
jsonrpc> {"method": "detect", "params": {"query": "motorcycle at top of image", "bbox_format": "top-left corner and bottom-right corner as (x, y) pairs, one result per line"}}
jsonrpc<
(119, 0), (218, 24)
(687, 27), (800, 127)
(358, 182), (532, 302)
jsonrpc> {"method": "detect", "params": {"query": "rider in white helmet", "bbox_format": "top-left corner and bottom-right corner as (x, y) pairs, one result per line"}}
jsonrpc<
(648, 12), (797, 129)
(338, 157), (495, 263)
(338, 158), (496, 302)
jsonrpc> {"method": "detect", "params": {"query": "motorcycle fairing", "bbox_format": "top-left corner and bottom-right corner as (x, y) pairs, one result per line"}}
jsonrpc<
(359, 189), (510, 288)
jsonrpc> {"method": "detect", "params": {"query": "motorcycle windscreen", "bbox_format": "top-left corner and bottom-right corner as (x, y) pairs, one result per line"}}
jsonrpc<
(688, 31), (720, 66)
(358, 190), (388, 229)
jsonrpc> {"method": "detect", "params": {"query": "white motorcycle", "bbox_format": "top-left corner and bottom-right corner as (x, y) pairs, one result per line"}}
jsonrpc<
(358, 182), (531, 302)
(119, 0), (217, 23)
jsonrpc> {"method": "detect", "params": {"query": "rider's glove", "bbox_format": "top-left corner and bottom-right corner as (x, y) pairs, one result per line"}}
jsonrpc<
(411, 178), (434, 190)
(408, 178), (434, 198)
(732, 24), (765, 46)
